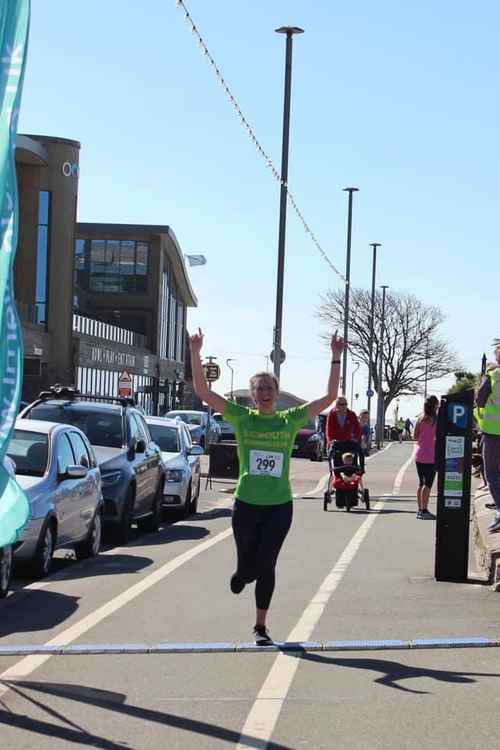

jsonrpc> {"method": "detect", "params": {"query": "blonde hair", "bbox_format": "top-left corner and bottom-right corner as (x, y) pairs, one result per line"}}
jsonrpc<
(249, 372), (279, 392)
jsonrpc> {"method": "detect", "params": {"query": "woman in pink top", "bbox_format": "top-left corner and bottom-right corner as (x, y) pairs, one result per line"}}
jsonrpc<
(413, 395), (439, 519)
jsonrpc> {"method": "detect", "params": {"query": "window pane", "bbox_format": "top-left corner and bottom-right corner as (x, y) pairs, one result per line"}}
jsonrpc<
(36, 226), (48, 303)
(7, 430), (49, 477)
(107, 240), (120, 275)
(38, 191), (49, 225)
(68, 432), (91, 468)
(120, 241), (135, 275)
(90, 240), (106, 272)
(136, 243), (148, 274)
(75, 239), (86, 270)
(57, 434), (76, 473)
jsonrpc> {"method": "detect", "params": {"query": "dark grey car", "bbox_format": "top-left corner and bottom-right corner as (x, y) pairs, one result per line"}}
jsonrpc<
(7, 419), (103, 579)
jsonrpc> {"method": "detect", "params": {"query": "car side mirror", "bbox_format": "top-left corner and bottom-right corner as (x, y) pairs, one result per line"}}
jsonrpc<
(60, 465), (88, 480)
(135, 438), (147, 454)
(188, 444), (204, 456)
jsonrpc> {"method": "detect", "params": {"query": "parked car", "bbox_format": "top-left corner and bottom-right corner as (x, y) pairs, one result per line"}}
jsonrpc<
(292, 420), (325, 461)
(20, 386), (163, 543)
(6, 419), (103, 578)
(145, 416), (203, 517)
(212, 412), (235, 441)
(165, 410), (221, 449)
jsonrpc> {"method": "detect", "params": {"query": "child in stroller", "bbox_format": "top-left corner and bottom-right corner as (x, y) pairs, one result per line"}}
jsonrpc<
(323, 439), (370, 512)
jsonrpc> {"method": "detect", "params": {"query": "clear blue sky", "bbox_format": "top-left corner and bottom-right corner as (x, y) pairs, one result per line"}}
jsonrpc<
(19, 0), (499, 419)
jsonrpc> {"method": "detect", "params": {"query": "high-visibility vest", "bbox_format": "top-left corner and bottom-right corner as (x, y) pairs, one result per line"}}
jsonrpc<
(475, 368), (500, 435)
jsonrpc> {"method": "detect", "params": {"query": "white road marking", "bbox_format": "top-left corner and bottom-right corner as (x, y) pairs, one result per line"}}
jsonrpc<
(237, 450), (414, 750)
(0, 525), (233, 698)
(294, 440), (395, 499)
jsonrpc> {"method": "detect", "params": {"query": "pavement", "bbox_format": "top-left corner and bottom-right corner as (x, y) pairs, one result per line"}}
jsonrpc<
(472, 479), (500, 590)
(2, 443), (500, 749)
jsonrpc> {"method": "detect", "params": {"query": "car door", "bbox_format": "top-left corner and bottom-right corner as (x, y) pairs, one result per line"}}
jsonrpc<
(135, 413), (161, 504)
(67, 430), (100, 541)
(182, 424), (200, 497)
(52, 432), (80, 545)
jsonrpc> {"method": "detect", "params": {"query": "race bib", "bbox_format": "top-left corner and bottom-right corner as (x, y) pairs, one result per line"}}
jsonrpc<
(249, 450), (283, 478)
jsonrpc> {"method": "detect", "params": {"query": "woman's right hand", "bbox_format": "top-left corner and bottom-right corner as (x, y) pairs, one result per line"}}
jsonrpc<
(189, 327), (204, 354)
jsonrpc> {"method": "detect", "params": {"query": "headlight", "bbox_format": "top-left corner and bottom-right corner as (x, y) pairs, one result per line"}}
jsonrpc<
(166, 469), (184, 482)
(101, 471), (123, 486)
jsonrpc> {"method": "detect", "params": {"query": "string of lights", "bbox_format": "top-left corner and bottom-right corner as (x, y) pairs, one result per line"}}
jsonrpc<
(174, 0), (346, 283)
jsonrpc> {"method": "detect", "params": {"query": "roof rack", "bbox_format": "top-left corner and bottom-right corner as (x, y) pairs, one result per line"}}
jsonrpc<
(37, 384), (136, 409)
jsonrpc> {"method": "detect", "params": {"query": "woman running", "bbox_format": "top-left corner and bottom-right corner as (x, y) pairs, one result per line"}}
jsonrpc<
(189, 328), (343, 645)
(413, 395), (439, 519)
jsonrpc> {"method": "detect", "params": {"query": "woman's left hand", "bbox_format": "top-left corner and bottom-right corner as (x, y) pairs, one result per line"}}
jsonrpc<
(330, 331), (344, 357)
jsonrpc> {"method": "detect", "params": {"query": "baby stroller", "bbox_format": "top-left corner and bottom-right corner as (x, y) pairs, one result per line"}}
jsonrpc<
(323, 439), (370, 512)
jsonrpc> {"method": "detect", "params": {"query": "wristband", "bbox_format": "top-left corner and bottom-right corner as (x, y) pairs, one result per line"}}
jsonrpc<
(331, 359), (341, 364)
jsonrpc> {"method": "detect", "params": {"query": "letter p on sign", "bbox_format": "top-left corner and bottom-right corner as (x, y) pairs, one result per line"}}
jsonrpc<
(448, 403), (467, 429)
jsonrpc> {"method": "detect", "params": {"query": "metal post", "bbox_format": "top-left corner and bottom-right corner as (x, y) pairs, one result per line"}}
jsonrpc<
(350, 361), (360, 409)
(376, 285), (389, 449)
(367, 243), (381, 415)
(272, 26), (304, 381)
(341, 187), (359, 394)
(226, 359), (235, 400)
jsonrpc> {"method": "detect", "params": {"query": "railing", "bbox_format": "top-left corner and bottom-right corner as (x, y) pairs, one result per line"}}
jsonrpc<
(73, 314), (147, 348)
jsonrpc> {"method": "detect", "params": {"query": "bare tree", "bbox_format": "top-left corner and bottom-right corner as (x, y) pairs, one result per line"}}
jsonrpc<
(317, 288), (460, 412)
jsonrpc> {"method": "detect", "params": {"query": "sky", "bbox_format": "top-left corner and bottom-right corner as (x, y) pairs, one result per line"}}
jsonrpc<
(18, 0), (499, 421)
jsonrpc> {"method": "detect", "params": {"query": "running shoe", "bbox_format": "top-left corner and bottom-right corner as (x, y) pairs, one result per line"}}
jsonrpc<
(230, 572), (245, 594)
(421, 510), (436, 519)
(416, 511), (423, 519)
(485, 502), (497, 510)
(253, 625), (274, 646)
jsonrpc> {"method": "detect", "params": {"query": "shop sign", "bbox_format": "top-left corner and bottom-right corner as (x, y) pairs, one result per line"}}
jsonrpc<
(90, 345), (136, 369)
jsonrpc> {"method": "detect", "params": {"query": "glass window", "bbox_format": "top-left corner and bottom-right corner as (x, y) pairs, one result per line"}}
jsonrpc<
(35, 190), (51, 325)
(136, 413), (152, 442)
(75, 238), (149, 295)
(38, 191), (49, 225)
(75, 239), (86, 271)
(128, 413), (141, 444)
(148, 423), (179, 453)
(68, 432), (91, 468)
(120, 241), (135, 275)
(27, 403), (124, 448)
(7, 430), (49, 477)
(56, 434), (76, 473)
(136, 243), (148, 274)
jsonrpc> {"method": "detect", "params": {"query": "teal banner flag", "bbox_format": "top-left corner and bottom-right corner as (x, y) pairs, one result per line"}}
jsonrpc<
(0, 0), (31, 548)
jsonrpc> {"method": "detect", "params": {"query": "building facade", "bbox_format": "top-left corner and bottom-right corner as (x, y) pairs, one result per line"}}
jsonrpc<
(14, 134), (197, 413)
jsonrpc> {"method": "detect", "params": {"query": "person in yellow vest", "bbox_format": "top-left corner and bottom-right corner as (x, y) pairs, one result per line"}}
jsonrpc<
(475, 343), (500, 532)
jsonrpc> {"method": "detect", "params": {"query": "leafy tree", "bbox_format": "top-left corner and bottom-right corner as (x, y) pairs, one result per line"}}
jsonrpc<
(447, 371), (478, 395)
(317, 288), (460, 412)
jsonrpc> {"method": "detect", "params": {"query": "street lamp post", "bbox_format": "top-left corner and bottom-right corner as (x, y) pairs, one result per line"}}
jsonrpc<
(226, 358), (235, 400)
(341, 187), (359, 394)
(350, 361), (360, 409)
(367, 242), (381, 415)
(272, 26), (304, 381)
(376, 285), (389, 449)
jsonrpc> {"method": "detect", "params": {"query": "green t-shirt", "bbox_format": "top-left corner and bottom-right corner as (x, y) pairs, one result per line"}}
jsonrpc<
(223, 401), (310, 505)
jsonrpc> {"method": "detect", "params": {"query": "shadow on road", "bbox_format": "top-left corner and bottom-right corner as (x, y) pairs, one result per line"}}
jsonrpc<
(0, 680), (294, 750)
(193, 508), (232, 521)
(0, 590), (80, 638)
(289, 651), (500, 694)
(125, 524), (210, 548)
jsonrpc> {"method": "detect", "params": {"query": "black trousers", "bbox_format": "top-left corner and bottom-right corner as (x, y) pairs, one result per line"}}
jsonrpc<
(232, 499), (293, 610)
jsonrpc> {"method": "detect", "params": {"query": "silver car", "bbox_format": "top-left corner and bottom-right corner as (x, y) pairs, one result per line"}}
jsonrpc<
(165, 410), (221, 449)
(145, 416), (203, 517)
(7, 419), (103, 579)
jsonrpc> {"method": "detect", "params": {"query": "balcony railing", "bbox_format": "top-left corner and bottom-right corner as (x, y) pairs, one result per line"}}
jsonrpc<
(73, 314), (147, 348)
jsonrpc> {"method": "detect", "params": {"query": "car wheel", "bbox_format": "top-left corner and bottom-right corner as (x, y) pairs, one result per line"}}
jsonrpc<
(75, 509), (103, 560)
(113, 488), (135, 544)
(138, 481), (162, 533)
(0, 546), (13, 598)
(30, 520), (56, 579)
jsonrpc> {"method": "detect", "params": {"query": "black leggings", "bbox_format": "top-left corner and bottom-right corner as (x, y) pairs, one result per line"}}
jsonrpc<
(416, 462), (436, 489)
(232, 499), (293, 610)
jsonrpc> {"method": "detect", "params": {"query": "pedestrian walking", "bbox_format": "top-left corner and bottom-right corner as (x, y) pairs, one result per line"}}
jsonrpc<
(404, 418), (413, 440)
(413, 395), (439, 519)
(475, 343), (500, 533)
(358, 409), (371, 455)
(396, 418), (405, 443)
(326, 396), (361, 447)
(188, 327), (343, 645)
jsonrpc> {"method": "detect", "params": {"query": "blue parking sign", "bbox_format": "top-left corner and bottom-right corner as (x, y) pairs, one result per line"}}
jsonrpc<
(447, 403), (468, 429)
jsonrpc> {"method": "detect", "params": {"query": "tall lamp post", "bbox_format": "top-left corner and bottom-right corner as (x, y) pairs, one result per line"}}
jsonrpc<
(376, 285), (389, 448)
(226, 358), (235, 400)
(367, 242), (381, 415)
(350, 361), (360, 409)
(341, 187), (359, 394)
(272, 26), (304, 381)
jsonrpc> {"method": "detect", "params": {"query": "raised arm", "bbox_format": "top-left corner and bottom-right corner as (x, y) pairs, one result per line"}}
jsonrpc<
(305, 333), (343, 418)
(189, 328), (228, 414)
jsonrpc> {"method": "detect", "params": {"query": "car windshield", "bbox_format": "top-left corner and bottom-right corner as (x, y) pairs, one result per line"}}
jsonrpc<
(167, 412), (202, 426)
(27, 404), (123, 448)
(7, 430), (49, 477)
(148, 424), (179, 453)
